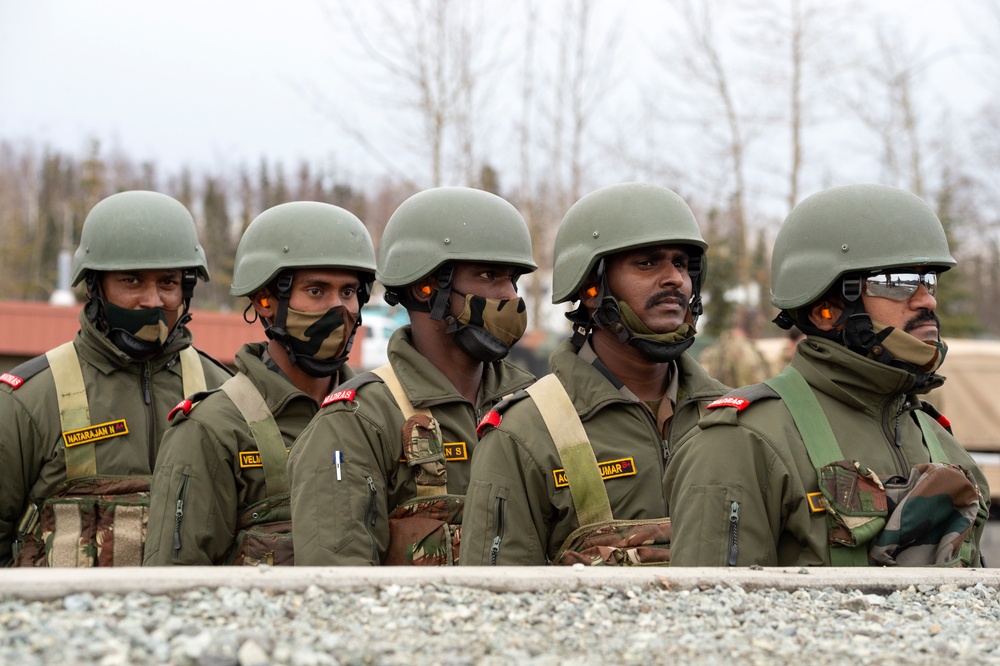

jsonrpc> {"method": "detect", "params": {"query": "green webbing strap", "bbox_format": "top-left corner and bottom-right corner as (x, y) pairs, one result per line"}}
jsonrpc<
(46, 342), (96, 480)
(221, 373), (288, 497)
(371, 363), (432, 419)
(763, 367), (868, 566)
(178, 346), (207, 398)
(526, 374), (614, 527)
(914, 411), (948, 463)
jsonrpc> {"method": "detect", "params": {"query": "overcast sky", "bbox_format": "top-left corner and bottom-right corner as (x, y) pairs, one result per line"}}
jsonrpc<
(0, 1), (988, 186)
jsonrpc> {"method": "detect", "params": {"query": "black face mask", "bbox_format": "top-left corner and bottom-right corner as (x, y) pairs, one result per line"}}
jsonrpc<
(103, 302), (176, 358)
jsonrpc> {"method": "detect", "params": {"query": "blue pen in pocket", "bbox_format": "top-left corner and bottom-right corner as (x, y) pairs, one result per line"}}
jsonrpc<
(335, 450), (343, 481)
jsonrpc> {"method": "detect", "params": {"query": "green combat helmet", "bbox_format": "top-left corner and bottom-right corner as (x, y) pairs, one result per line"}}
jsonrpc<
(232, 201), (376, 377)
(552, 182), (708, 362)
(771, 183), (955, 376)
(73, 190), (209, 358)
(378, 187), (536, 362)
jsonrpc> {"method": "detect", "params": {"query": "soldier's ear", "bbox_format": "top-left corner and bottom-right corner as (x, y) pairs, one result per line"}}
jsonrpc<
(807, 301), (841, 331)
(252, 289), (276, 318)
(579, 277), (600, 309)
(411, 279), (435, 304)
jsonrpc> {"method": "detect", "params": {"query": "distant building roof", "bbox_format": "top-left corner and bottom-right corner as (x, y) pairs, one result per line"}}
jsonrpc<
(0, 300), (366, 368)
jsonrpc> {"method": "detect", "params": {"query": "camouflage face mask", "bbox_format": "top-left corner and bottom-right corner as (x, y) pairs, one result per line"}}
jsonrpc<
(871, 322), (947, 374)
(454, 293), (528, 347)
(447, 292), (527, 363)
(283, 305), (358, 362)
(103, 302), (172, 345)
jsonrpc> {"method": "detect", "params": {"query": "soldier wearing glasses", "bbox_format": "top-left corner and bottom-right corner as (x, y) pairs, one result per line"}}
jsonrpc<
(665, 184), (990, 567)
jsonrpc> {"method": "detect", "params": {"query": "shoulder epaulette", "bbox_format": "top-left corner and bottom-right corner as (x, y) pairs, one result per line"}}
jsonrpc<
(0, 354), (51, 390)
(193, 347), (235, 377)
(918, 399), (953, 434)
(168, 387), (224, 421)
(476, 390), (531, 437)
(320, 371), (383, 408)
(706, 383), (780, 412)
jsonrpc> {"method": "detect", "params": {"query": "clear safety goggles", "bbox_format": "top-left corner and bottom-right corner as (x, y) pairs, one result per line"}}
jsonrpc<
(864, 271), (937, 301)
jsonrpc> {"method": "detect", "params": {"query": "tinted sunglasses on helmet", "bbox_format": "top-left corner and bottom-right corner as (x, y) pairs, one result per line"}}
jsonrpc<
(864, 271), (937, 301)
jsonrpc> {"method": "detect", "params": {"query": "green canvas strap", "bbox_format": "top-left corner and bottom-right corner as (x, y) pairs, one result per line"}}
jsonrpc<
(221, 373), (288, 497)
(914, 411), (948, 463)
(46, 342), (96, 480)
(371, 363), (432, 419)
(764, 366), (867, 566)
(526, 374), (614, 527)
(178, 346), (207, 398)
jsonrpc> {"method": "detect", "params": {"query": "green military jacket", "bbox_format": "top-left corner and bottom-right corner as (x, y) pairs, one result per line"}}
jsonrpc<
(143, 342), (350, 565)
(288, 326), (535, 566)
(460, 339), (728, 565)
(665, 337), (990, 567)
(0, 311), (232, 564)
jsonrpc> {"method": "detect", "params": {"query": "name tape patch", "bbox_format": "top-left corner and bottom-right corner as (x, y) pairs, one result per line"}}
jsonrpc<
(399, 442), (469, 464)
(552, 457), (637, 489)
(239, 449), (291, 468)
(62, 419), (129, 448)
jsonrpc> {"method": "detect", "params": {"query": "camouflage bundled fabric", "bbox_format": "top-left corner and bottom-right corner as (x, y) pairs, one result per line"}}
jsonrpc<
(553, 518), (672, 566)
(14, 476), (150, 567)
(384, 495), (463, 566)
(226, 493), (293, 566)
(402, 413), (447, 493)
(818, 460), (983, 567)
(818, 460), (888, 548)
(871, 463), (982, 566)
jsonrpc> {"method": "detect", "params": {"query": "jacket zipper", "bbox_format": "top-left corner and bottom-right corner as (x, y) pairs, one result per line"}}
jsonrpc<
(887, 399), (909, 475)
(143, 363), (155, 469)
(727, 500), (741, 566)
(489, 496), (506, 566)
(364, 476), (379, 564)
(172, 473), (190, 559)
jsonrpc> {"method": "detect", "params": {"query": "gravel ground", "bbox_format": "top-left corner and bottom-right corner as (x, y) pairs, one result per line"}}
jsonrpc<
(1, 581), (998, 665)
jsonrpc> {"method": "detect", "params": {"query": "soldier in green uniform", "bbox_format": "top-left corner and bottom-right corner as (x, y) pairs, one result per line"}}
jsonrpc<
(288, 187), (537, 566)
(143, 202), (375, 566)
(0, 190), (232, 567)
(461, 182), (728, 565)
(666, 184), (990, 567)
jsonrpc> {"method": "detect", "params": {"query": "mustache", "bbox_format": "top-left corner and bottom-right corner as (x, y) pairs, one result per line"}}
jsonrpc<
(645, 289), (689, 310)
(904, 310), (939, 333)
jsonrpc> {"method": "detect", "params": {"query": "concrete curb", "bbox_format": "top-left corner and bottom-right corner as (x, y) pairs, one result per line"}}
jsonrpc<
(1, 566), (998, 600)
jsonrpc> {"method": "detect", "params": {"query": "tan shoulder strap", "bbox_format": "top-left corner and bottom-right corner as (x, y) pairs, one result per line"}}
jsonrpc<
(526, 374), (614, 526)
(179, 346), (207, 397)
(371, 363), (432, 419)
(46, 342), (96, 480)
(220, 373), (289, 497)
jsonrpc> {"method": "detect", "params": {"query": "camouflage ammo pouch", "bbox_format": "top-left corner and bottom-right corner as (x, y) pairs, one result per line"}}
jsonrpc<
(371, 363), (462, 566)
(818, 460), (981, 567)
(553, 518), (671, 566)
(225, 492), (294, 566)
(765, 367), (986, 567)
(527, 374), (671, 566)
(384, 494), (464, 566)
(13, 475), (150, 567)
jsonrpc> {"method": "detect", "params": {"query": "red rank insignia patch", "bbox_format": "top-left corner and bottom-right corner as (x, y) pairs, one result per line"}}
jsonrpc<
(321, 389), (356, 408)
(707, 396), (751, 411)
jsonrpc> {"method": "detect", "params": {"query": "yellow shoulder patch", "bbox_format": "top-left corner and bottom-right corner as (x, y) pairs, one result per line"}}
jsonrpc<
(552, 457), (637, 488)
(62, 419), (129, 448)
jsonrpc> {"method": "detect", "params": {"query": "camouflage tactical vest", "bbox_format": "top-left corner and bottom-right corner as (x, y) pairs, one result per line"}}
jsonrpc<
(765, 366), (986, 567)
(527, 374), (672, 566)
(217, 372), (293, 566)
(14, 342), (206, 567)
(372, 364), (463, 566)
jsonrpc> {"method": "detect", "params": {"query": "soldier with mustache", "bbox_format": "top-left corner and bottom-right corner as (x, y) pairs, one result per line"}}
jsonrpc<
(666, 184), (990, 567)
(462, 183), (727, 565)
